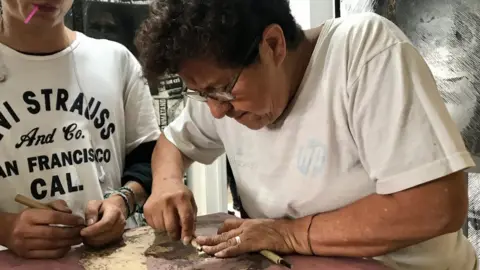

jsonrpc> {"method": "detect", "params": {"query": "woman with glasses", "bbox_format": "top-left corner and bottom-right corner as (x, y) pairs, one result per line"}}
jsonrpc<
(136, 0), (477, 269)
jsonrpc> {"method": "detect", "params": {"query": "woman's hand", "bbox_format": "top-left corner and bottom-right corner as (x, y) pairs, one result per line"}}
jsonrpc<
(195, 218), (295, 258)
(80, 196), (127, 248)
(4, 200), (84, 259)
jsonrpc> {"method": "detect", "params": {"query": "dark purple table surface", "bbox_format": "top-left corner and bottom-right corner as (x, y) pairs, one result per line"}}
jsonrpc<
(0, 213), (392, 270)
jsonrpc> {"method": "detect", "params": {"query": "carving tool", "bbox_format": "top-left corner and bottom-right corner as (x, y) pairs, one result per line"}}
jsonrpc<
(14, 194), (84, 228)
(260, 250), (292, 269)
(191, 239), (202, 251)
(191, 238), (209, 257)
(24, 5), (39, 24)
(15, 194), (52, 210)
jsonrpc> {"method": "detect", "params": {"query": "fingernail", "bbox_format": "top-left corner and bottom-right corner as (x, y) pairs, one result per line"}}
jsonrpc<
(215, 251), (225, 257)
(87, 219), (95, 226)
(182, 236), (192, 245)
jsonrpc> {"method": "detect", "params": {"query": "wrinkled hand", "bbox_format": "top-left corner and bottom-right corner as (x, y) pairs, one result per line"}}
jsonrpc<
(143, 178), (197, 244)
(195, 218), (295, 258)
(5, 200), (85, 259)
(80, 196), (126, 248)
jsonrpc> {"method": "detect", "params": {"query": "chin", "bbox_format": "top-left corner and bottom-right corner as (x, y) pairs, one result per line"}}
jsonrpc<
(236, 119), (264, 130)
(235, 114), (268, 130)
(237, 117), (269, 130)
(243, 123), (265, 130)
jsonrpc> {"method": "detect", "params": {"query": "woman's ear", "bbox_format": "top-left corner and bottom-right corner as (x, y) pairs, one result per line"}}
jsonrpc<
(261, 24), (287, 67)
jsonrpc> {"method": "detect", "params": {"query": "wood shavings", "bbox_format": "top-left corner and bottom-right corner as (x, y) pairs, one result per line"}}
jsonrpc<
(79, 227), (154, 270)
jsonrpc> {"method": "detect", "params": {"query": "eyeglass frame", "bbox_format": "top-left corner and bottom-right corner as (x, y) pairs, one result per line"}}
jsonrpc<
(182, 38), (261, 102)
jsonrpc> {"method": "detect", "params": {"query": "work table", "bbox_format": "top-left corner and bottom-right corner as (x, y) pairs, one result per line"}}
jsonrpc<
(0, 213), (392, 270)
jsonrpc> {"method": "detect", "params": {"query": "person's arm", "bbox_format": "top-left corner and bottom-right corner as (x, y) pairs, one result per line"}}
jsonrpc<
(151, 134), (192, 186)
(284, 171), (467, 257)
(145, 98), (224, 242)
(151, 98), (225, 187)
(119, 48), (161, 198)
(122, 141), (157, 195)
(120, 140), (157, 212)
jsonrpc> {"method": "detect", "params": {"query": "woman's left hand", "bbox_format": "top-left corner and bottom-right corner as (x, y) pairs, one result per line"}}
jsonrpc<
(195, 218), (295, 258)
(80, 196), (127, 248)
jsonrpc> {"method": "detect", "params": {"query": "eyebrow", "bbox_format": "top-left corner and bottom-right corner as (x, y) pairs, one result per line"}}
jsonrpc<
(187, 80), (229, 92)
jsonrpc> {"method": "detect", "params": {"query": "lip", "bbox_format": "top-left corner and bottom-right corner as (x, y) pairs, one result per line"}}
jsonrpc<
(34, 3), (59, 12)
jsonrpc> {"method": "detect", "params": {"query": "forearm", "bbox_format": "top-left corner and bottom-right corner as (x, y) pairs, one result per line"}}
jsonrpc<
(152, 134), (192, 188)
(292, 195), (434, 257)
(286, 176), (467, 257)
(107, 181), (148, 217)
(124, 181), (148, 208)
(0, 212), (16, 246)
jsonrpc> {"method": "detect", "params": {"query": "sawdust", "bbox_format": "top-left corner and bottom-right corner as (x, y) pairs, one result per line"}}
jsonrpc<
(144, 245), (172, 256)
(143, 230), (270, 270)
(144, 233), (200, 260)
(78, 214), (273, 270)
(79, 227), (154, 270)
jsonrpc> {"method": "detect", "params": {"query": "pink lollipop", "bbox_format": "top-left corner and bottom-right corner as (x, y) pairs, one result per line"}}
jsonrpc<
(24, 5), (39, 24)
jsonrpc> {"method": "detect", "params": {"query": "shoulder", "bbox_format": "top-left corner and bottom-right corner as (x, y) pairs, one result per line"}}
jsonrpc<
(329, 12), (409, 45)
(75, 32), (138, 68)
(318, 13), (419, 86)
(324, 13), (411, 62)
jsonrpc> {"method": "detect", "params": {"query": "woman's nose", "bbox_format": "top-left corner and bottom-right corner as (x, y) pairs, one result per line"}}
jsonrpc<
(207, 99), (231, 119)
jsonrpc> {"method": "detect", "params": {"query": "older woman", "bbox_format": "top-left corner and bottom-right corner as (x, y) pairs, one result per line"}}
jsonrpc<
(136, 0), (477, 269)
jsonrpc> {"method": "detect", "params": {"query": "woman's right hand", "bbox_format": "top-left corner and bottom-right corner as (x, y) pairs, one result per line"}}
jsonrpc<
(143, 178), (197, 245)
(5, 200), (85, 259)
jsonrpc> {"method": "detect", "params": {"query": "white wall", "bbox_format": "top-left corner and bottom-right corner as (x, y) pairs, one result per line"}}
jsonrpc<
(188, 155), (228, 215)
(189, 0), (336, 216)
(310, 0), (335, 27)
(290, 0), (312, 29)
(290, 0), (335, 29)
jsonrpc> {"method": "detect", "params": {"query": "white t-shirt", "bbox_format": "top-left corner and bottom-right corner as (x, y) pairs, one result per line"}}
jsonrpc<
(0, 32), (160, 217)
(164, 13), (477, 270)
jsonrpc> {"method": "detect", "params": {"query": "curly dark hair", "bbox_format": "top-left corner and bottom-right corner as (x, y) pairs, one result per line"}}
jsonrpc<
(135, 0), (305, 82)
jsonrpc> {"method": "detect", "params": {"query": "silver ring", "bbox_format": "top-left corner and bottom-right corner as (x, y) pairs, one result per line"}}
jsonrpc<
(234, 236), (241, 245)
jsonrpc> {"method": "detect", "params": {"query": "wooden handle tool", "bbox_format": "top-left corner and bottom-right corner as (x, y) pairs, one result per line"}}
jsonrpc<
(14, 194), (53, 210)
(191, 239), (202, 251)
(260, 250), (292, 269)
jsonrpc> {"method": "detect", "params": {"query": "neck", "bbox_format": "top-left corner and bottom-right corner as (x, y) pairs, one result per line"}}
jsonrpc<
(285, 27), (322, 103)
(268, 29), (320, 129)
(0, 15), (73, 53)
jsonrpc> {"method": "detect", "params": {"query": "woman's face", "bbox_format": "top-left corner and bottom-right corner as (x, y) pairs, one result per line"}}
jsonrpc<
(2, 0), (73, 26)
(178, 28), (291, 130)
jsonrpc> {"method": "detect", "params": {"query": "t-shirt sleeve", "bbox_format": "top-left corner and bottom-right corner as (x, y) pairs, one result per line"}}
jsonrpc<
(163, 99), (225, 164)
(123, 51), (161, 154)
(349, 41), (475, 195)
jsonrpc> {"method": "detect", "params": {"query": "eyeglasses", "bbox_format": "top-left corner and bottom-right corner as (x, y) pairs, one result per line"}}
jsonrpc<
(183, 38), (260, 102)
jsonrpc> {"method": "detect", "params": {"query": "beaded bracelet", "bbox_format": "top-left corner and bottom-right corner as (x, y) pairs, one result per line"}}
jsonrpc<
(104, 190), (131, 218)
(119, 186), (138, 216)
(119, 186), (140, 216)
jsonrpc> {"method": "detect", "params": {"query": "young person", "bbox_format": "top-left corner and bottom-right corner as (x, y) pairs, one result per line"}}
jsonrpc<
(137, 0), (477, 269)
(0, 0), (160, 259)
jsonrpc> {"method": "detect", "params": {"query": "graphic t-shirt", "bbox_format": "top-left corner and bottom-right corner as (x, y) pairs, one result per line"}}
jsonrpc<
(164, 13), (477, 270)
(0, 32), (160, 217)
